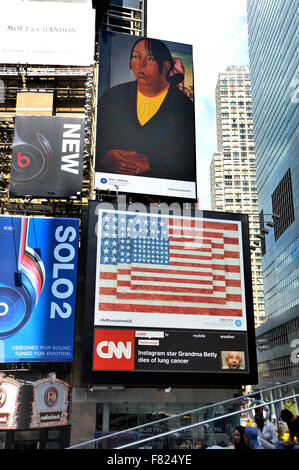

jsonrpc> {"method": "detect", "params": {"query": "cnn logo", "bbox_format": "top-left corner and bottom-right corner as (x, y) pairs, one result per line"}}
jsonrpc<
(97, 341), (131, 359)
(93, 329), (135, 370)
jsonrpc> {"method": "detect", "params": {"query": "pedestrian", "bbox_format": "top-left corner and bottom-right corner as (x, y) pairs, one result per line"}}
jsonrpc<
(276, 409), (299, 449)
(254, 411), (278, 449)
(233, 425), (249, 449)
(244, 426), (263, 449)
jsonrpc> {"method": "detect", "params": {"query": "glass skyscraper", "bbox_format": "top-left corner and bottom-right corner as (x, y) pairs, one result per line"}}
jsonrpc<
(210, 65), (266, 327)
(247, 0), (298, 382)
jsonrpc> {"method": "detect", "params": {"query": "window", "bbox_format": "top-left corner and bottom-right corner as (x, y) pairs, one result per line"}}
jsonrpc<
(272, 169), (295, 241)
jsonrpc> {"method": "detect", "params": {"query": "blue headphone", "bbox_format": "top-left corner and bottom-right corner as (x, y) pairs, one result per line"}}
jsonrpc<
(0, 217), (45, 338)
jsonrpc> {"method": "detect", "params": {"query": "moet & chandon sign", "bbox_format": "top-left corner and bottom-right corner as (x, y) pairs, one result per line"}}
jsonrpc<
(9, 116), (84, 198)
(0, 1), (95, 66)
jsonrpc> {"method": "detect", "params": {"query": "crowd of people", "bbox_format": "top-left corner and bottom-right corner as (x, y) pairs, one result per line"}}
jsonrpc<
(233, 408), (299, 450)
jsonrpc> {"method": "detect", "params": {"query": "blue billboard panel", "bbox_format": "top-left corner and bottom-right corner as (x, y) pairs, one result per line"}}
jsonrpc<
(0, 215), (79, 363)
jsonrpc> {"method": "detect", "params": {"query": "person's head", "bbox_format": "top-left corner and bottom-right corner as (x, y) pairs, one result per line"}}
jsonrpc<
(233, 425), (247, 449)
(254, 411), (265, 428)
(129, 37), (183, 94)
(244, 426), (261, 449)
(226, 351), (241, 369)
(280, 408), (295, 424)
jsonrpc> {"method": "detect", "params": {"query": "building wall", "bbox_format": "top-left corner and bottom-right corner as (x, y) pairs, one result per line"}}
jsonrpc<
(69, 386), (241, 446)
(210, 66), (265, 327)
(247, 0), (299, 382)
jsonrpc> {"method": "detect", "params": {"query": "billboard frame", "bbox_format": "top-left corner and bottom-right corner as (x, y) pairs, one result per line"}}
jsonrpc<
(81, 200), (258, 387)
(0, 215), (80, 363)
(9, 115), (84, 199)
(94, 29), (197, 202)
(0, 0), (96, 66)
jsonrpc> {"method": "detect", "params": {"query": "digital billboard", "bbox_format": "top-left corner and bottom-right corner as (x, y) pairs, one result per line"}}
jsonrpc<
(82, 201), (258, 386)
(94, 30), (196, 200)
(0, 0), (95, 66)
(9, 116), (84, 199)
(0, 215), (79, 363)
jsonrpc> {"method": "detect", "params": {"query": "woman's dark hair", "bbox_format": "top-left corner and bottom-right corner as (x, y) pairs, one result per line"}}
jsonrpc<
(280, 409), (293, 423)
(129, 37), (183, 85)
(254, 411), (265, 431)
(233, 425), (247, 449)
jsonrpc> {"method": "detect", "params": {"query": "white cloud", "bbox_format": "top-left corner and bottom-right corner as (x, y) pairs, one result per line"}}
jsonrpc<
(147, 0), (249, 209)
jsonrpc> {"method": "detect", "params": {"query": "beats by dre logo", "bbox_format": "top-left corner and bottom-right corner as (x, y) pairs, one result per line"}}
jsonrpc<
(93, 329), (135, 370)
(17, 151), (30, 167)
(11, 134), (51, 184)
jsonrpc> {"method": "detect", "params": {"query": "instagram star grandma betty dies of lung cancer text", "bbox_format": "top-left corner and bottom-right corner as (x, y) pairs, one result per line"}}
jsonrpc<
(96, 37), (195, 182)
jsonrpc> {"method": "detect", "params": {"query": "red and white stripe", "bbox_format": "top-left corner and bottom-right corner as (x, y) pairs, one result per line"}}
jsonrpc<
(98, 217), (243, 317)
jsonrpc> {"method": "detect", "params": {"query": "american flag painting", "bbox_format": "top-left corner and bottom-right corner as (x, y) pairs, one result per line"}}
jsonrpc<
(94, 210), (246, 330)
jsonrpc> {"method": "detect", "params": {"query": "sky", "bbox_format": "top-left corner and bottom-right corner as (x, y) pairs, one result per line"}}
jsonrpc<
(147, 0), (249, 209)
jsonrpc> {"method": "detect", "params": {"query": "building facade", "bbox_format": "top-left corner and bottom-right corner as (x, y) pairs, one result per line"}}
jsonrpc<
(210, 66), (266, 327)
(247, 0), (299, 382)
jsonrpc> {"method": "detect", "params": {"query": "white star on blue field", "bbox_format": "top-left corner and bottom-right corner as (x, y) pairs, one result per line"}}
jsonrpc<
(100, 213), (170, 266)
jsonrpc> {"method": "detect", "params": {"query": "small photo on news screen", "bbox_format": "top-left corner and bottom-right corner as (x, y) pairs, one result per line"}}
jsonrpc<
(9, 115), (84, 199)
(94, 30), (196, 200)
(82, 202), (258, 387)
(0, 215), (80, 363)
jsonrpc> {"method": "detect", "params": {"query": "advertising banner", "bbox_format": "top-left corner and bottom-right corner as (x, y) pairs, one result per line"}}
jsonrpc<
(82, 202), (258, 386)
(30, 373), (70, 428)
(0, 375), (21, 429)
(9, 115), (84, 199)
(0, 1), (95, 66)
(95, 30), (196, 200)
(0, 215), (79, 363)
(0, 373), (70, 430)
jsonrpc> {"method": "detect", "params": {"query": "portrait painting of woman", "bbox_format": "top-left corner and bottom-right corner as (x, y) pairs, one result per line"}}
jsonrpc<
(95, 31), (196, 196)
